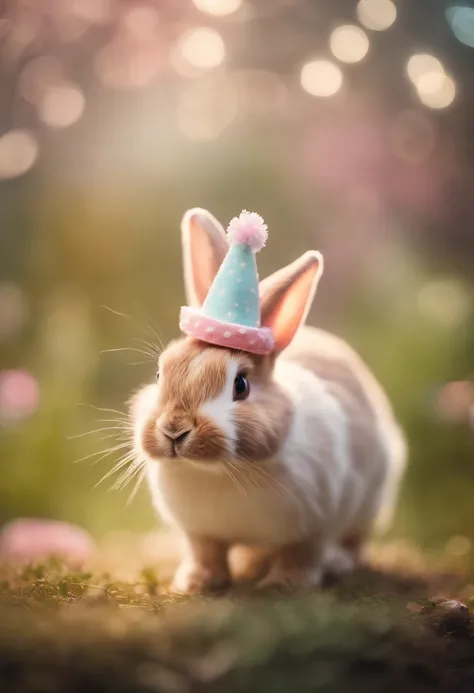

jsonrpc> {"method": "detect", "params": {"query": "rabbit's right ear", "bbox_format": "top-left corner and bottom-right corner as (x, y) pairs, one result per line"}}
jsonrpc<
(181, 208), (230, 307)
(259, 251), (323, 354)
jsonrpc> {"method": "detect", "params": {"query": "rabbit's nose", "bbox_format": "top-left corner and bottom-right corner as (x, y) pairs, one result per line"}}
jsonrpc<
(162, 428), (191, 445)
(156, 414), (192, 445)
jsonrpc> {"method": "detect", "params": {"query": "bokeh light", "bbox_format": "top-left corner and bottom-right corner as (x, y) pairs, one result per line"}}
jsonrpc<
(231, 70), (287, 114)
(407, 54), (445, 90)
(406, 54), (456, 109)
(445, 535), (472, 557)
(70, 0), (115, 25)
(121, 3), (159, 40)
(357, 0), (397, 31)
(446, 6), (474, 49)
(436, 380), (474, 424)
(177, 77), (238, 140)
(92, 3), (161, 89)
(470, 405), (474, 431)
(300, 60), (343, 97)
(51, 5), (88, 43)
(418, 74), (456, 109)
(0, 370), (40, 424)
(175, 27), (225, 71)
(95, 40), (162, 89)
(0, 130), (38, 180)
(390, 110), (436, 165)
(193, 0), (242, 17)
(330, 25), (369, 64)
(38, 82), (85, 129)
(19, 56), (64, 106)
(2, 13), (41, 63)
(417, 279), (470, 327)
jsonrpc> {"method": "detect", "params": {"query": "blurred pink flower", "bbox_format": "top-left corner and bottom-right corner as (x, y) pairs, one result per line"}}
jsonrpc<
(436, 381), (474, 424)
(0, 369), (39, 423)
(0, 518), (95, 563)
(298, 113), (442, 216)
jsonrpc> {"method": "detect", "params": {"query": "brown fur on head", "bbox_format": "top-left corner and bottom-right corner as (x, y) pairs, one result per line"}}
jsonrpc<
(132, 337), (293, 465)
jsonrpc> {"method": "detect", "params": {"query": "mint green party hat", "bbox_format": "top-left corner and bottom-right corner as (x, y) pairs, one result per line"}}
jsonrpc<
(179, 210), (275, 355)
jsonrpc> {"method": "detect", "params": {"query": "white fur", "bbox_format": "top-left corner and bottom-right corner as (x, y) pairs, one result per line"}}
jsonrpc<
(293, 327), (407, 533)
(199, 360), (238, 455)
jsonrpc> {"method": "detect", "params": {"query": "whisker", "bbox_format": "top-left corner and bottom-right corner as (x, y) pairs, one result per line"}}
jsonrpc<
(95, 417), (132, 424)
(134, 304), (166, 353)
(126, 465), (147, 505)
(95, 451), (136, 487)
(133, 337), (160, 356)
(74, 433), (130, 450)
(76, 404), (128, 417)
(99, 305), (132, 319)
(92, 419), (133, 431)
(99, 304), (164, 355)
(73, 441), (130, 465)
(111, 459), (145, 494)
(246, 464), (296, 504)
(100, 432), (132, 443)
(101, 347), (156, 359)
(88, 444), (132, 467)
(222, 465), (240, 494)
(222, 459), (247, 497)
(68, 426), (130, 440)
(113, 457), (145, 492)
(227, 450), (296, 505)
(144, 322), (165, 352)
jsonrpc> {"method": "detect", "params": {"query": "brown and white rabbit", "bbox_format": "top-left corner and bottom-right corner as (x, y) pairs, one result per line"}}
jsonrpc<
(131, 208), (406, 594)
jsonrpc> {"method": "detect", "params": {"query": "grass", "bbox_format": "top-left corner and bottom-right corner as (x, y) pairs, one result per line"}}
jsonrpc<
(1, 536), (474, 693)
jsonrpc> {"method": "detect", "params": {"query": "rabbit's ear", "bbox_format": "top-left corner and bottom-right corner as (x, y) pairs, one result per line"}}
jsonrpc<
(181, 208), (229, 307)
(260, 251), (323, 354)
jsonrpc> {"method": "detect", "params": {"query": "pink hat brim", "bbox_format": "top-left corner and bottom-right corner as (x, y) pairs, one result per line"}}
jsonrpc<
(180, 307), (275, 355)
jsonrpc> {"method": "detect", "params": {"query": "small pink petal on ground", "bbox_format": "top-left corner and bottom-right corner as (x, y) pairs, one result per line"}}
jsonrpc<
(0, 518), (96, 564)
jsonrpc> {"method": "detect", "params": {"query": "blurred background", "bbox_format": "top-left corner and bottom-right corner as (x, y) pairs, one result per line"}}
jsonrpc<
(0, 0), (473, 555)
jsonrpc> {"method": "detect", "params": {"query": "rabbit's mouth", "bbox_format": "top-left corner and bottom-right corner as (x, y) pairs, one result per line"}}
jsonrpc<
(138, 413), (229, 463)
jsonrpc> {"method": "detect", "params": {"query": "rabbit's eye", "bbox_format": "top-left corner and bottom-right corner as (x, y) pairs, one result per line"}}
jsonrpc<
(156, 366), (160, 382)
(233, 374), (250, 401)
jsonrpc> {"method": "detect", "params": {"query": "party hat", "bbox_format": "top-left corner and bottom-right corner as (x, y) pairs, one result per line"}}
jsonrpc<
(179, 211), (275, 355)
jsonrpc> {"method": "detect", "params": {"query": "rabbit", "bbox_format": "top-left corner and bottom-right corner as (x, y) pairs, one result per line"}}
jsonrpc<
(131, 208), (407, 594)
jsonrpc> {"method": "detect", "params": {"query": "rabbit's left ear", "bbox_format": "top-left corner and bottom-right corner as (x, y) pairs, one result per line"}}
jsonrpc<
(259, 251), (323, 354)
(181, 208), (229, 307)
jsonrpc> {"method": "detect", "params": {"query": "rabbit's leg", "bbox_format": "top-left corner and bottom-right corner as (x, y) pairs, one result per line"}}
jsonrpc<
(323, 530), (366, 580)
(170, 536), (231, 594)
(257, 538), (323, 590)
(341, 530), (365, 563)
(229, 544), (271, 583)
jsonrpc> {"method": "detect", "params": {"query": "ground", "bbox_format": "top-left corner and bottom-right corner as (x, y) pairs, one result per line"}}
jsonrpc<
(1, 535), (474, 693)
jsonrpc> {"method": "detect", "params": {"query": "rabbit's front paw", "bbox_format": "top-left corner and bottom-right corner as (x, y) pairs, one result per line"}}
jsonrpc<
(230, 545), (271, 583)
(323, 544), (356, 579)
(170, 561), (231, 595)
(256, 540), (323, 591)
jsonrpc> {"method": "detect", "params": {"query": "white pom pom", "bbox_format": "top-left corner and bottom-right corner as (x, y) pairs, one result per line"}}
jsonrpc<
(226, 210), (268, 252)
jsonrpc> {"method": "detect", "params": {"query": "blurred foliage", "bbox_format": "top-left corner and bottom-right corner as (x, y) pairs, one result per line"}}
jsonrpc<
(1, 544), (474, 693)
